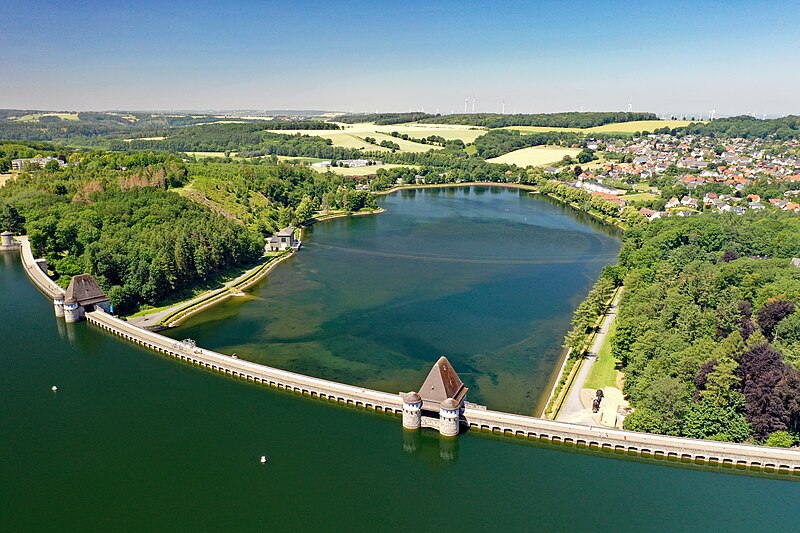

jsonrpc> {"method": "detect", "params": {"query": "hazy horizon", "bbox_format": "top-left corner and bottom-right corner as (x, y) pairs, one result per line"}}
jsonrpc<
(2, 0), (798, 117)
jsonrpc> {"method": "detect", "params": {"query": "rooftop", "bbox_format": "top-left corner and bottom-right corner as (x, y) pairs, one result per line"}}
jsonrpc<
(418, 356), (468, 410)
(64, 274), (109, 306)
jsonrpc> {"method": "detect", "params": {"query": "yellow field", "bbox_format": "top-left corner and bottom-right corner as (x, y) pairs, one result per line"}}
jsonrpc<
(13, 112), (80, 122)
(502, 120), (695, 135)
(268, 131), (391, 152)
(316, 163), (416, 176)
(486, 146), (581, 167)
(271, 122), (487, 152)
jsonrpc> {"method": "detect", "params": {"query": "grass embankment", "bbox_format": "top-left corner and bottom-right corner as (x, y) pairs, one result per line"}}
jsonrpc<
(156, 251), (290, 327)
(310, 208), (385, 222)
(584, 320), (619, 390)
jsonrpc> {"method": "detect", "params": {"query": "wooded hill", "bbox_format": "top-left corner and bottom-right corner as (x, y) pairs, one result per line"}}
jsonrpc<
(615, 213), (800, 445)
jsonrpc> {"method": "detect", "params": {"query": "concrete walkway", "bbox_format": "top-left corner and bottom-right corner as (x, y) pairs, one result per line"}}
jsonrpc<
(557, 287), (623, 425)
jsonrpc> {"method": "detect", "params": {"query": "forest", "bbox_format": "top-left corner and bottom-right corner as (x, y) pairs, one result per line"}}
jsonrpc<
(681, 115), (800, 140)
(421, 111), (658, 128)
(0, 149), (376, 314)
(614, 213), (800, 445)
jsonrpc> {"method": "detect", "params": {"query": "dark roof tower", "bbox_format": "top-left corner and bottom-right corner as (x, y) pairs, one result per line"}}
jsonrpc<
(418, 356), (468, 410)
(64, 274), (109, 306)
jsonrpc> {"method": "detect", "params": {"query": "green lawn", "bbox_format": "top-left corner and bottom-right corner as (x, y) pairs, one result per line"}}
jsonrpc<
(317, 163), (416, 176)
(622, 192), (658, 201)
(584, 320), (619, 390)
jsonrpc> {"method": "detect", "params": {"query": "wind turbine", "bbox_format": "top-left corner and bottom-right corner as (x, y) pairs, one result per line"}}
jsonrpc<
(627, 98), (633, 113)
(472, 97), (476, 114)
(502, 99), (506, 115)
(464, 98), (468, 114)
(580, 105), (584, 113)
(709, 109), (716, 120)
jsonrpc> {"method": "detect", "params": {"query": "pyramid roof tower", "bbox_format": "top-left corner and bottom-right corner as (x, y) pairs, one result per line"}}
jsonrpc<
(418, 356), (468, 410)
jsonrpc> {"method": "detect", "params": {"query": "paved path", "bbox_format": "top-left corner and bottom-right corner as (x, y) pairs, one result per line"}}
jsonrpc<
(557, 287), (623, 424)
(127, 252), (292, 329)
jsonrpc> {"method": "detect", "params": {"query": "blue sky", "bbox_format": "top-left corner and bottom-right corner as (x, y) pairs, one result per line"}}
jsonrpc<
(1, 0), (798, 115)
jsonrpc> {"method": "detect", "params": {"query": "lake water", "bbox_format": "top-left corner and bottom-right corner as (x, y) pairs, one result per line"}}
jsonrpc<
(169, 187), (620, 414)
(3, 188), (799, 531)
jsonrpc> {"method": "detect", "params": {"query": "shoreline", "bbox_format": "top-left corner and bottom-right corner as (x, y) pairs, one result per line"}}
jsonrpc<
(129, 208), (387, 329)
(374, 182), (539, 196)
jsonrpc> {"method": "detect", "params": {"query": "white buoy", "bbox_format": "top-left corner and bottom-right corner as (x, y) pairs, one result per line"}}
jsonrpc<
(260, 455), (267, 464)
(51, 385), (58, 392)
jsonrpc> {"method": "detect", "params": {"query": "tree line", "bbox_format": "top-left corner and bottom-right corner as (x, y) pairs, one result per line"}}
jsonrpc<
(422, 112), (658, 129)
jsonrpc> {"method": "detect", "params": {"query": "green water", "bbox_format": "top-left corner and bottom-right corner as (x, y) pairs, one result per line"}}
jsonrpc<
(169, 188), (620, 414)
(3, 191), (800, 532)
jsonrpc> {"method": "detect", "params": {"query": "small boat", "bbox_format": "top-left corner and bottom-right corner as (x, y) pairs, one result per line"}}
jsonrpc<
(51, 385), (58, 392)
(260, 455), (268, 464)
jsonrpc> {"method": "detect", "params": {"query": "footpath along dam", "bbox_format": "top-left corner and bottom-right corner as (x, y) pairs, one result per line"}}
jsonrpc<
(9, 234), (800, 475)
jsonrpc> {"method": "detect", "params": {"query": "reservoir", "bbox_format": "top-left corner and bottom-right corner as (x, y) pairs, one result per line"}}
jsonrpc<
(169, 187), (620, 414)
(3, 188), (799, 531)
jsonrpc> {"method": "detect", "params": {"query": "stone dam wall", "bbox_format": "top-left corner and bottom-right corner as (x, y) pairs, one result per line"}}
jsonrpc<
(10, 237), (800, 476)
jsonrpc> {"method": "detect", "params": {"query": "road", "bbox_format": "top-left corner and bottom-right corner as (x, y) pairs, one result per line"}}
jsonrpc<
(556, 287), (623, 425)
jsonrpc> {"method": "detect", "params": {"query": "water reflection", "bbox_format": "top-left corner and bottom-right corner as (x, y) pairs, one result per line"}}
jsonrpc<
(402, 429), (460, 464)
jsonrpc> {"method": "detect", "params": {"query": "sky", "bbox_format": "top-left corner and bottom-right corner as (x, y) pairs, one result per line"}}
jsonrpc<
(1, 0), (798, 116)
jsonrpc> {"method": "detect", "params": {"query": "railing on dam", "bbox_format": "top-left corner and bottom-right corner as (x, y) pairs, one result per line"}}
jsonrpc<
(17, 236), (64, 299)
(85, 310), (405, 415)
(463, 408), (800, 473)
(84, 309), (800, 474)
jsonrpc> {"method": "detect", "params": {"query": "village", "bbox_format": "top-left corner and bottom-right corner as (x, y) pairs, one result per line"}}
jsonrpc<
(550, 132), (800, 221)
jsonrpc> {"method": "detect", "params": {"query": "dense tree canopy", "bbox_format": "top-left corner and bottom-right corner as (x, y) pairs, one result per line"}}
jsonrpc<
(615, 212), (800, 443)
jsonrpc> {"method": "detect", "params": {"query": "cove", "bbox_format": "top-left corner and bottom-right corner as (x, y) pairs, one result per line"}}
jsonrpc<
(167, 187), (621, 414)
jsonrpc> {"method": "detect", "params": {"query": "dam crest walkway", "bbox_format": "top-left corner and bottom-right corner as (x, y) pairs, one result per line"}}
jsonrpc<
(9, 235), (800, 475)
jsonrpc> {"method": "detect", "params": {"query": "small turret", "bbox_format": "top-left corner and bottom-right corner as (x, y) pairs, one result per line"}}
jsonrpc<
(53, 295), (65, 317)
(439, 397), (461, 437)
(63, 299), (82, 323)
(0, 231), (13, 247)
(401, 391), (422, 430)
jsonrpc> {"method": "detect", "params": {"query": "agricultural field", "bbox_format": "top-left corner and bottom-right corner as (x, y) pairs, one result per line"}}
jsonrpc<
(0, 173), (15, 187)
(501, 120), (695, 135)
(317, 163), (416, 176)
(486, 146), (581, 167)
(11, 112), (80, 122)
(271, 122), (487, 152)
